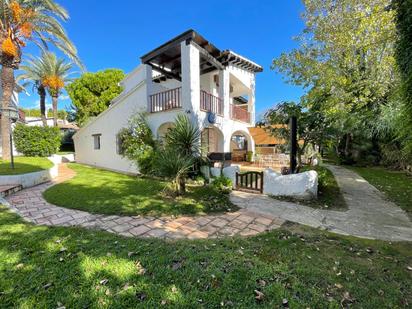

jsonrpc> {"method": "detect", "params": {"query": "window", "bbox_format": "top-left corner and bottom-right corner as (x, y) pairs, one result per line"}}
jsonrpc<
(93, 134), (101, 150)
(116, 134), (124, 155)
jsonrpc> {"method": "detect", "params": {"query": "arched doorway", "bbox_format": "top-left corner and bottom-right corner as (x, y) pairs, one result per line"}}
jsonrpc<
(230, 130), (252, 162)
(157, 122), (174, 142)
(201, 126), (224, 155)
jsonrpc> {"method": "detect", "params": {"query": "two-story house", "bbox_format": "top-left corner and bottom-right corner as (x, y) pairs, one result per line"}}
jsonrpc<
(73, 30), (263, 174)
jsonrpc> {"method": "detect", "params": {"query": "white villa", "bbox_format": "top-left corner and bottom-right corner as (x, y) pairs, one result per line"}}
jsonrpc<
(74, 30), (263, 174)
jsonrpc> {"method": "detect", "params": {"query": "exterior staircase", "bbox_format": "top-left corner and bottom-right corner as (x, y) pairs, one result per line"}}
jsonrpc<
(0, 185), (23, 198)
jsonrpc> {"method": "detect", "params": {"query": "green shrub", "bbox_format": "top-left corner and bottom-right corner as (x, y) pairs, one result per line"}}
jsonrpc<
(247, 151), (253, 162)
(13, 124), (61, 157)
(211, 176), (233, 193)
(118, 113), (157, 175)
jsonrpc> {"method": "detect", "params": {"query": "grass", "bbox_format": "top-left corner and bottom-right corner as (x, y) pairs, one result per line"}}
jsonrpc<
(0, 206), (410, 308)
(43, 163), (235, 217)
(0, 157), (53, 175)
(349, 166), (412, 217)
(271, 165), (347, 210)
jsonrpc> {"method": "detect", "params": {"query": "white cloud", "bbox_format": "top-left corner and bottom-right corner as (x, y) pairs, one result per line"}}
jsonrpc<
(59, 95), (70, 100)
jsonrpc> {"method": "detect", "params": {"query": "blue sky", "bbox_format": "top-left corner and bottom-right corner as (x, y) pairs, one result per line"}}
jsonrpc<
(19, 0), (305, 117)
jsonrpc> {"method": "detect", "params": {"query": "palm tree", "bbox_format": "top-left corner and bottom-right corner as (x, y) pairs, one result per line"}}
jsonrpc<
(0, 0), (82, 159)
(18, 54), (50, 126)
(42, 52), (72, 126)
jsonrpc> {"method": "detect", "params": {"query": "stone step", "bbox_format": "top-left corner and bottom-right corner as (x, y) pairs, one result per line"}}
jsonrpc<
(0, 184), (23, 198)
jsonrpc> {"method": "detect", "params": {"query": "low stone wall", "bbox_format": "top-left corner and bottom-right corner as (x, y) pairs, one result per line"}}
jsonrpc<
(0, 157), (59, 188)
(201, 165), (240, 188)
(263, 168), (318, 199)
(0, 165), (58, 188)
(49, 153), (75, 164)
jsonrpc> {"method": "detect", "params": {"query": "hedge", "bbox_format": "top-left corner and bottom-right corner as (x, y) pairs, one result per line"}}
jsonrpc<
(13, 124), (61, 157)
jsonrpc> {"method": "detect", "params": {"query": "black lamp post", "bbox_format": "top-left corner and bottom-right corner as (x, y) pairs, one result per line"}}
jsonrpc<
(0, 106), (19, 169)
(289, 116), (297, 174)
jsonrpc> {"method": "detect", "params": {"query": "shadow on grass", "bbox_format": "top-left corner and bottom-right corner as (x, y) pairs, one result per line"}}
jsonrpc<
(0, 162), (47, 176)
(42, 164), (235, 217)
(0, 207), (411, 308)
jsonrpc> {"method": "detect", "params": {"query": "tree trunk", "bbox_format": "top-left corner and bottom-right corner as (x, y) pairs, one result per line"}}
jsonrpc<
(178, 177), (186, 195)
(344, 133), (352, 158)
(38, 85), (47, 126)
(1, 65), (15, 161)
(52, 95), (58, 127)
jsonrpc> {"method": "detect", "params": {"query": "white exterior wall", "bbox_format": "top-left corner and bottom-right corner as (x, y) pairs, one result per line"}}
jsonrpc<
(74, 41), (259, 174)
(73, 65), (149, 174)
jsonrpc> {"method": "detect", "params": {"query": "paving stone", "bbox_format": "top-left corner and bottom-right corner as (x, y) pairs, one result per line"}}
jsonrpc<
(187, 230), (209, 239)
(236, 214), (255, 224)
(146, 228), (167, 238)
(129, 225), (151, 236)
(209, 218), (228, 228)
(145, 219), (164, 229)
(163, 221), (183, 231)
(228, 219), (248, 230)
(216, 226), (240, 236)
(254, 217), (273, 226)
(247, 223), (268, 233)
(112, 224), (133, 233)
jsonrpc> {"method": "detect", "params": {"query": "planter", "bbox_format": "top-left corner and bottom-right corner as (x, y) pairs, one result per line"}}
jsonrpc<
(0, 156), (61, 188)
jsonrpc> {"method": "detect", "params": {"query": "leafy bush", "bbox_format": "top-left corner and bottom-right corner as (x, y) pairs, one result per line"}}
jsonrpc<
(13, 124), (61, 157)
(211, 176), (233, 193)
(118, 113), (156, 174)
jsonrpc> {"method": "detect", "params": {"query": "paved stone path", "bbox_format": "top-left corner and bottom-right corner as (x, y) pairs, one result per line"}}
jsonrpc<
(231, 164), (412, 242)
(4, 164), (285, 239)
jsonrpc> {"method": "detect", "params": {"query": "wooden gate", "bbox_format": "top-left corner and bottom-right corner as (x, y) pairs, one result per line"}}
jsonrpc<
(235, 171), (264, 193)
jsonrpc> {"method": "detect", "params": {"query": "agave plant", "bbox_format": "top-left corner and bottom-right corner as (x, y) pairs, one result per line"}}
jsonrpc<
(0, 0), (82, 159)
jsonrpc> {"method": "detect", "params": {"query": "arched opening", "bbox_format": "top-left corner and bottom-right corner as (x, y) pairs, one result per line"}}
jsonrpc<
(230, 130), (252, 162)
(201, 126), (224, 155)
(156, 122), (174, 141)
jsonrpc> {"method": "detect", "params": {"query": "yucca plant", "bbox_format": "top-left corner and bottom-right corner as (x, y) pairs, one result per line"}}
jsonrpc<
(0, 0), (82, 159)
(165, 114), (201, 157)
(155, 147), (195, 195)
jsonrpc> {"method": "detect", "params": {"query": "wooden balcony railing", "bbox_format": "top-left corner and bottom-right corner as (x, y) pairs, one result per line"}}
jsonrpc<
(230, 104), (250, 123)
(149, 87), (181, 113)
(200, 90), (223, 116)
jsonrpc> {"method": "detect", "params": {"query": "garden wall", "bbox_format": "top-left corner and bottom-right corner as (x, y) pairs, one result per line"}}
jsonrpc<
(263, 169), (318, 199)
(0, 156), (60, 188)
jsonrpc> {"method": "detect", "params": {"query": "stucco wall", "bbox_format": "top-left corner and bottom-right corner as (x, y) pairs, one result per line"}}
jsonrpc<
(73, 42), (258, 174)
(73, 65), (149, 174)
(263, 169), (318, 199)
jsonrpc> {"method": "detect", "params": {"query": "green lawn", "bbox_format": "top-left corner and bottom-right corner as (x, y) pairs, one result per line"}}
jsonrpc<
(0, 157), (53, 175)
(271, 165), (347, 210)
(0, 206), (410, 308)
(349, 166), (412, 217)
(43, 164), (235, 217)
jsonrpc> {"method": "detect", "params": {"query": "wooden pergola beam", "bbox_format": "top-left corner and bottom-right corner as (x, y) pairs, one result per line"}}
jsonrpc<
(148, 63), (182, 82)
(190, 40), (225, 71)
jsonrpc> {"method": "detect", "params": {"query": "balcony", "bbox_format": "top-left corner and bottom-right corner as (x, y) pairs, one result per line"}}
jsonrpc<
(230, 104), (250, 123)
(200, 90), (223, 116)
(149, 87), (181, 113)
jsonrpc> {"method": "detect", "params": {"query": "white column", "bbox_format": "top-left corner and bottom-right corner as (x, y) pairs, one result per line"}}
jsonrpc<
(223, 132), (232, 153)
(144, 65), (153, 112)
(181, 41), (200, 114)
(249, 76), (256, 126)
(219, 69), (230, 119)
